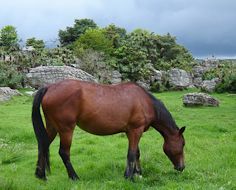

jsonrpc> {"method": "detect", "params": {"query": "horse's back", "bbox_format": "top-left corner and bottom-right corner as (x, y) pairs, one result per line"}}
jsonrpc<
(42, 79), (155, 135)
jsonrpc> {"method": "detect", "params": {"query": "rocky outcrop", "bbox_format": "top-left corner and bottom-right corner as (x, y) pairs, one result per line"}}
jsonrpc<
(136, 80), (151, 90)
(150, 69), (163, 83)
(26, 66), (97, 88)
(168, 68), (192, 89)
(111, 70), (122, 84)
(183, 93), (219, 107)
(0, 87), (22, 102)
(201, 78), (220, 93)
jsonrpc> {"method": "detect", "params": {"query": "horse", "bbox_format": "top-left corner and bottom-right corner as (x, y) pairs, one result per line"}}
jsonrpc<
(32, 79), (186, 181)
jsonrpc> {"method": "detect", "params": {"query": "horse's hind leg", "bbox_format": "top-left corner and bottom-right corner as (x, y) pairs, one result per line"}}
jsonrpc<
(58, 126), (79, 180)
(45, 120), (57, 173)
(35, 120), (57, 179)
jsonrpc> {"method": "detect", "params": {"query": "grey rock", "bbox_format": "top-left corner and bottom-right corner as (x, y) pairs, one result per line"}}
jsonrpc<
(136, 80), (150, 91)
(193, 77), (203, 88)
(25, 91), (35, 96)
(111, 70), (122, 84)
(192, 59), (219, 78)
(201, 78), (220, 93)
(183, 92), (219, 107)
(150, 69), (163, 83)
(168, 68), (192, 89)
(0, 87), (22, 102)
(26, 66), (97, 88)
(192, 66), (206, 78)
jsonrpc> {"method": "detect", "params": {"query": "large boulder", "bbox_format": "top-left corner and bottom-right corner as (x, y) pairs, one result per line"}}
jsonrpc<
(26, 66), (97, 88)
(0, 87), (22, 102)
(201, 78), (220, 93)
(183, 93), (219, 107)
(168, 68), (192, 89)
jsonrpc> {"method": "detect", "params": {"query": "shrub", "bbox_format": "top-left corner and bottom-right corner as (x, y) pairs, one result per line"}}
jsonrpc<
(202, 62), (236, 93)
(0, 62), (24, 89)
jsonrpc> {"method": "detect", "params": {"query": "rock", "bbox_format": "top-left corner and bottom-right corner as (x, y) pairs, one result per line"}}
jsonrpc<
(136, 80), (150, 91)
(168, 68), (192, 89)
(150, 69), (163, 83)
(111, 70), (122, 84)
(183, 93), (219, 107)
(193, 77), (203, 88)
(201, 78), (220, 93)
(192, 66), (206, 78)
(26, 66), (97, 88)
(25, 91), (35, 96)
(192, 59), (219, 80)
(0, 87), (22, 102)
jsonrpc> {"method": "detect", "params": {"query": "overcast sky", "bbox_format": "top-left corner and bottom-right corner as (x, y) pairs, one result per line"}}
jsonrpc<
(1, 0), (236, 58)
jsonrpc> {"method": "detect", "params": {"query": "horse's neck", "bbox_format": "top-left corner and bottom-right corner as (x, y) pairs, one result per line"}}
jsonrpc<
(154, 123), (178, 140)
(153, 108), (178, 139)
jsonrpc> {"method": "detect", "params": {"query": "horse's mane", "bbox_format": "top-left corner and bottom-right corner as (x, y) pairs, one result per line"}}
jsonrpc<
(144, 90), (178, 130)
(147, 92), (178, 129)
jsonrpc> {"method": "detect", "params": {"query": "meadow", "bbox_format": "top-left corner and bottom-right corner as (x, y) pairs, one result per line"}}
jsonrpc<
(0, 90), (235, 190)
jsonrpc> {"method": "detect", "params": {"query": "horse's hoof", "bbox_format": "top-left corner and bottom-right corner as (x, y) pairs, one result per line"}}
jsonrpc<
(35, 173), (47, 181)
(70, 175), (79, 181)
(35, 168), (46, 180)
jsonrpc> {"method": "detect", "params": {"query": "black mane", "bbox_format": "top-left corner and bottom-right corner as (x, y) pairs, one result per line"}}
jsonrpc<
(147, 92), (178, 130)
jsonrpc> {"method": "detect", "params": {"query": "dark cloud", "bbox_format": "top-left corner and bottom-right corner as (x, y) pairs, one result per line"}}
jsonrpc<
(1, 0), (235, 57)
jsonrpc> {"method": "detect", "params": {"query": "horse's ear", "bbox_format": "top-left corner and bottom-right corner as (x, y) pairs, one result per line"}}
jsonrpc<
(179, 126), (186, 134)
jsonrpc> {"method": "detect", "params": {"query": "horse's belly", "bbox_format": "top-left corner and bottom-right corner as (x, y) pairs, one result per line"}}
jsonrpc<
(77, 120), (127, 136)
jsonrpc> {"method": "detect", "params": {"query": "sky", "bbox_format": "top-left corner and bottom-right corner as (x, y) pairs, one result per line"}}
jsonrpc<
(1, 0), (236, 58)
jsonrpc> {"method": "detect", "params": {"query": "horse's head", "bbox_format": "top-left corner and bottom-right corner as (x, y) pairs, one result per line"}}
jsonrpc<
(163, 127), (186, 172)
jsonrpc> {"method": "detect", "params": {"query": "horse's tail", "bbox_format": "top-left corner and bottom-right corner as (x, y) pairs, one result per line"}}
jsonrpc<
(32, 87), (50, 178)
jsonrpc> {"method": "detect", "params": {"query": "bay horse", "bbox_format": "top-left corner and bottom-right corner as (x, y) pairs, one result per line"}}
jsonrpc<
(32, 79), (185, 181)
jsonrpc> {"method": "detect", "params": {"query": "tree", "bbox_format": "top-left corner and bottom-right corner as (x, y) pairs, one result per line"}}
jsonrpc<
(58, 18), (97, 46)
(114, 29), (194, 81)
(114, 29), (152, 81)
(0, 25), (18, 51)
(103, 24), (127, 48)
(74, 28), (114, 56)
(26, 37), (45, 50)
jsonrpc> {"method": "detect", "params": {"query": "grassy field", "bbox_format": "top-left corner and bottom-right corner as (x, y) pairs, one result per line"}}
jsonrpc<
(0, 90), (236, 190)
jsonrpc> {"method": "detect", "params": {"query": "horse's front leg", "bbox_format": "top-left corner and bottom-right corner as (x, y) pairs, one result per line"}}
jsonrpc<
(134, 147), (142, 177)
(124, 128), (143, 180)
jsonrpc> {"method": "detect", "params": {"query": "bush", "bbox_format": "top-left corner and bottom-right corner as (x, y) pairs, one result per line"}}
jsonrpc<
(215, 73), (236, 93)
(202, 62), (236, 93)
(0, 62), (24, 89)
(77, 49), (114, 84)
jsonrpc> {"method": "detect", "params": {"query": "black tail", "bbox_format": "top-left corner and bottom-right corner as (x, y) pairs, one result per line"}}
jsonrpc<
(32, 87), (50, 179)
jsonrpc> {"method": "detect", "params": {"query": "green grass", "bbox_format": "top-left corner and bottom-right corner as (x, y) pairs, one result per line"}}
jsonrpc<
(0, 90), (236, 190)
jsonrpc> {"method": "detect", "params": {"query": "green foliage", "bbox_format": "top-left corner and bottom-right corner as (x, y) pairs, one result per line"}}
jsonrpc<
(202, 62), (236, 93)
(0, 91), (236, 189)
(0, 25), (18, 51)
(216, 73), (236, 93)
(74, 28), (114, 56)
(59, 18), (97, 46)
(0, 61), (24, 89)
(103, 24), (127, 48)
(114, 30), (152, 81)
(78, 49), (113, 84)
(114, 30), (193, 81)
(26, 37), (45, 50)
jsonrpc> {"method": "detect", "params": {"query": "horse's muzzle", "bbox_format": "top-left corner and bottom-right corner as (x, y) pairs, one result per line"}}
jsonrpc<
(174, 165), (185, 172)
